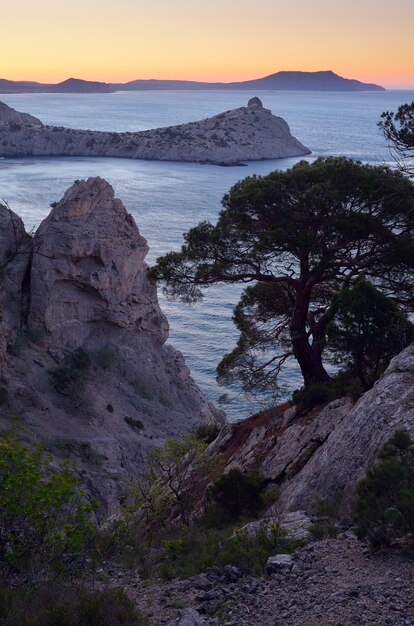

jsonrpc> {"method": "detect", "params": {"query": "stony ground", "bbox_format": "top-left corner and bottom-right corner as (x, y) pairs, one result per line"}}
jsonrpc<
(109, 536), (414, 626)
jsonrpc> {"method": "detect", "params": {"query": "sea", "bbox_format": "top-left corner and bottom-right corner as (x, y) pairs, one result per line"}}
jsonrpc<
(0, 89), (413, 420)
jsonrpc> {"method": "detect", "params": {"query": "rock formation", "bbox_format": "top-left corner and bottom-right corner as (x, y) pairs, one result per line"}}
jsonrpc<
(0, 178), (223, 513)
(29, 178), (168, 348)
(208, 344), (414, 514)
(0, 204), (32, 377)
(0, 101), (43, 127)
(0, 98), (310, 164)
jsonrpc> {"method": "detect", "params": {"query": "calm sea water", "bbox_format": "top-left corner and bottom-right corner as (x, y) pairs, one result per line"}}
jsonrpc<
(0, 89), (413, 420)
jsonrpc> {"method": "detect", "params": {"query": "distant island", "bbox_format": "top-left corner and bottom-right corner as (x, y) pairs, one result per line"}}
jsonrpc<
(0, 97), (311, 165)
(0, 71), (385, 94)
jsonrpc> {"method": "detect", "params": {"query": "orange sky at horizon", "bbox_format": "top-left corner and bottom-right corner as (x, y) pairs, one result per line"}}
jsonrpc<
(2, 0), (414, 89)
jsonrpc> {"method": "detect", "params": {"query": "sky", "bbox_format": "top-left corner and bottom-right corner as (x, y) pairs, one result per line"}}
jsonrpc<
(2, 0), (414, 88)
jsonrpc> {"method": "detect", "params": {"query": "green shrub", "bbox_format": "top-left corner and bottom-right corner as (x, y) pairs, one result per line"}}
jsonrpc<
(67, 347), (91, 371)
(0, 431), (95, 581)
(158, 523), (298, 579)
(49, 366), (85, 396)
(159, 394), (172, 408)
(292, 382), (331, 411)
(124, 416), (144, 430)
(194, 423), (221, 445)
(327, 276), (414, 390)
(49, 347), (91, 396)
(0, 584), (146, 626)
(309, 520), (339, 539)
(292, 370), (364, 411)
(208, 469), (266, 521)
(95, 347), (117, 370)
(309, 493), (341, 539)
(128, 434), (222, 526)
(353, 429), (414, 548)
(52, 439), (103, 465)
(132, 380), (153, 401)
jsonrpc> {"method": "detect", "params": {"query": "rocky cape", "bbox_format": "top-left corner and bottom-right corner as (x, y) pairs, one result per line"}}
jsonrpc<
(0, 177), (223, 513)
(0, 97), (310, 164)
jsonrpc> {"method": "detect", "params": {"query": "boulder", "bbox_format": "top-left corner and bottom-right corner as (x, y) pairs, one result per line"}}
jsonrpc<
(176, 608), (206, 626)
(223, 565), (242, 582)
(238, 510), (312, 543)
(266, 554), (294, 575)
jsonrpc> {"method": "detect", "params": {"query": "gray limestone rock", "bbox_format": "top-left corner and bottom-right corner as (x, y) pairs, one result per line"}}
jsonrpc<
(0, 204), (32, 375)
(266, 554), (294, 575)
(29, 177), (168, 348)
(0, 99), (310, 164)
(277, 344), (414, 512)
(210, 344), (414, 517)
(0, 100), (43, 127)
(176, 608), (206, 625)
(223, 565), (242, 582)
(238, 510), (312, 544)
(0, 177), (224, 513)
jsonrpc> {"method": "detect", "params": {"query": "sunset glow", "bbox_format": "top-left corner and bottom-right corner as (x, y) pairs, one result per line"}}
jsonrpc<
(2, 0), (414, 88)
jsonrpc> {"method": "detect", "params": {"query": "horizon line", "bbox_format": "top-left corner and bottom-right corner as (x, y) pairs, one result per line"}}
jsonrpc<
(2, 71), (414, 91)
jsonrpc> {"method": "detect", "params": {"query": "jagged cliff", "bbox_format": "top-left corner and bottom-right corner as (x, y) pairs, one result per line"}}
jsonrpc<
(0, 178), (223, 513)
(0, 97), (310, 164)
(208, 345), (414, 514)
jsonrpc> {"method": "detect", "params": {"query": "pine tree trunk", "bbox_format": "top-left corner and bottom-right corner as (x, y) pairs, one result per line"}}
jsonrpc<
(291, 331), (331, 385)
(290, 288), (331, 386)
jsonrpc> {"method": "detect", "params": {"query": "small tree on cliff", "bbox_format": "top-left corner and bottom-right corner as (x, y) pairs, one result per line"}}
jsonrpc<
(150, 157), (414, 390)
(327, 276), (414, 390)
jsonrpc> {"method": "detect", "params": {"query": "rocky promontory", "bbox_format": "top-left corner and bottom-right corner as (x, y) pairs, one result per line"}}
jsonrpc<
(0, 97), (310, 164)
(0, 178), (224, 513)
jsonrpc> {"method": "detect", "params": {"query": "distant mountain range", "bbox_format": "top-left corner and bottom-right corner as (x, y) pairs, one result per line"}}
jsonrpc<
(0, 71), (385, 94)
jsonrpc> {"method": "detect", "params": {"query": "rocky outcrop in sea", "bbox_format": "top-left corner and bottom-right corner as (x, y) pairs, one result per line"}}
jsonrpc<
(0, 97), (310, 164)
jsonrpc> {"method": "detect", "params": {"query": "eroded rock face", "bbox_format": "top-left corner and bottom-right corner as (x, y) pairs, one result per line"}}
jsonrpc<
(0, 178), (224, 513)
(29, 177), (168, 348)
(277, 345), (414, 513)
(0, 204), (32, 375)
(209, 345), (414, 514)
(0, 99), (310, 164)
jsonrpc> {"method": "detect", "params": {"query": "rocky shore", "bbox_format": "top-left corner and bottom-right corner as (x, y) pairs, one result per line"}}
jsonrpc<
(0, 97), (310, 164)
